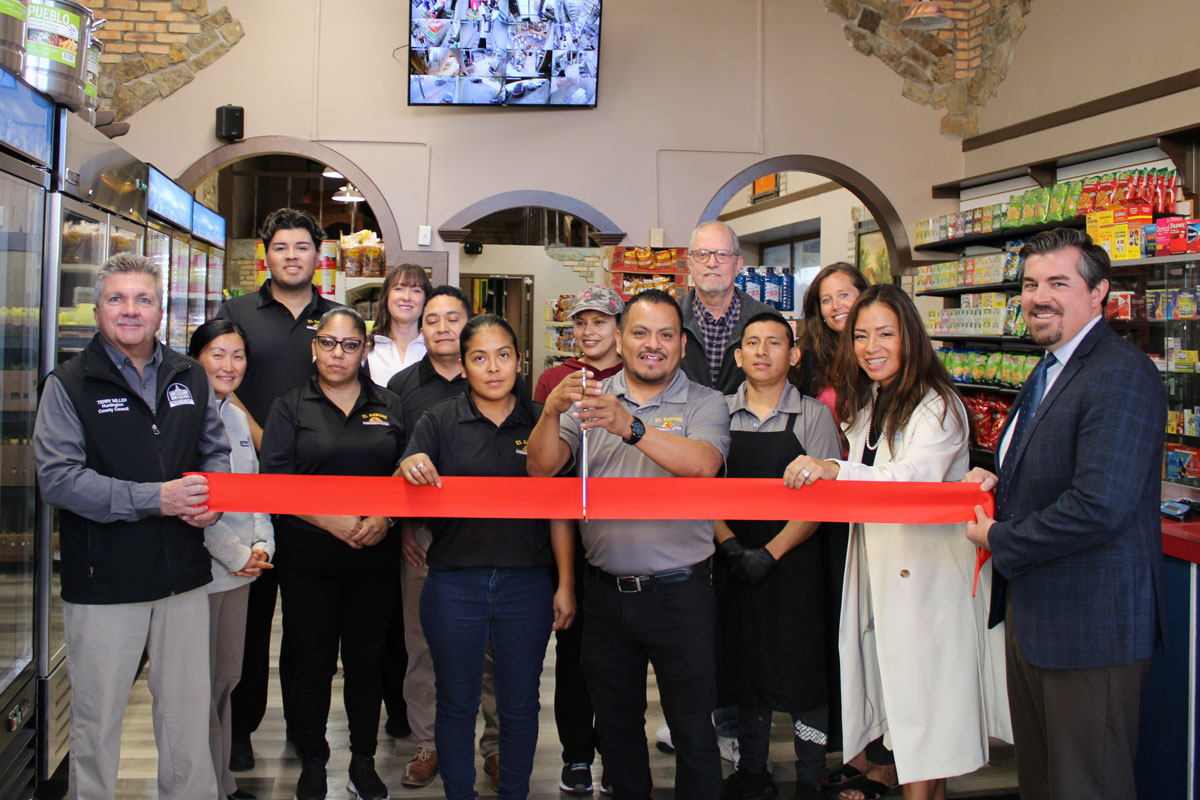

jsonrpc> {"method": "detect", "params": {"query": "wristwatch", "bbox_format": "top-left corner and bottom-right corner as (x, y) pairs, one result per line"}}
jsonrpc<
(623, 417), (645, 446)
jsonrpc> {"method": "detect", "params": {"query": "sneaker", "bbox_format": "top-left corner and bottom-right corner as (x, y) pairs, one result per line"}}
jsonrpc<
(599, 769), (612, 795)
(295, 752), (328, 800)
(559, 762), (593, 794)
(717, 734), (740, 767)
(484, 754), (500, 792)
(719, 768), (776, 800)
(347, 754), (389, 800)
(229, 734), (254, 772)
(401, 747), (438, 788)
(655, 724), (674, 754)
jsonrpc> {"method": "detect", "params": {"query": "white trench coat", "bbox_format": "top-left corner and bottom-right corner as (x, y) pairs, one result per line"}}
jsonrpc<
(834, 388), (1011, 784)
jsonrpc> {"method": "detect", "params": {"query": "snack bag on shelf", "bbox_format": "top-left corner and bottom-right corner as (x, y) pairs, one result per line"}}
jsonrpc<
(999, 353), (1015, 386)
(1062, 180), (1083, 219)
(1093, 173), (1117, 209)
(1004, 240), (1025, 281)
(362, 234), (385, 278)
(1021, 190), (1040, 224)
(971, 351), (988, 383)
(1075, 178), (1098, 216)
(1047, 183), (1068, 221)
(1031, 187), (1050, 223)
(340, 232), (364, 277)
(984, 351), (1003, 383)
(1004, 195), (1025, 228)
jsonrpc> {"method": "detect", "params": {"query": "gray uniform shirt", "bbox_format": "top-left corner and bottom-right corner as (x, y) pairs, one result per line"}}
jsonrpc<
(33, 340), (230, 524)
(559, 368), (730, 575)
(726, 382), (841, 462)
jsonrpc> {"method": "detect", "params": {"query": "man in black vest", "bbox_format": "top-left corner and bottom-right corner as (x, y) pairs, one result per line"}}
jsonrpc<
(34, 253), (231, 800)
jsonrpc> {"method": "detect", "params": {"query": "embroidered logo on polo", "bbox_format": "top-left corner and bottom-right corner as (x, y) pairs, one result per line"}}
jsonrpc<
(239, 440), (251, 448)
(306, 318), (320, 330)
(166, 383), (195, 408)
(654, 415), (684, 433)
(361, 412), (390, 426)
(515, 437), (528, 456)
(96, 397), (130, 414)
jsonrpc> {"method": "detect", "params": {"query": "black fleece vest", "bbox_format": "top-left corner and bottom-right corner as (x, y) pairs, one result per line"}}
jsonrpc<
(51, 336), (213, 604)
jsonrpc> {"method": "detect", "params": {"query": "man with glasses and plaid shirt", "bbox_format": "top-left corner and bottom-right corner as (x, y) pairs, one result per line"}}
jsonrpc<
(679, 221), (775, 394)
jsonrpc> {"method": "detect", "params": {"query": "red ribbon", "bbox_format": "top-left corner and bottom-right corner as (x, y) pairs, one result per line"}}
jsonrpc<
(196, 473), (993, 522)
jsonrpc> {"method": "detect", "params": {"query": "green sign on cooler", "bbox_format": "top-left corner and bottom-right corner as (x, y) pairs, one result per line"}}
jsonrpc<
(26, 1), (80, 68)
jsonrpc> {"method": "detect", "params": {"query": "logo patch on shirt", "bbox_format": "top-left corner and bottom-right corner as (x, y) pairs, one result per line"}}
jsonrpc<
(239, 439), (251, 448)
(166, 383), (195, 408)
(515, 437), (528, 456)
(361, 412), (390, 426)
(96, 396), (130, 414)
(653, 415), (684, 433)
(306, 318), (320, 331)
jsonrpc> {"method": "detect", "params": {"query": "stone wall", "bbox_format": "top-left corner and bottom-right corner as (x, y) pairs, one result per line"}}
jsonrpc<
(85, 0), (245, 120)
(827, 0), (1031, 138)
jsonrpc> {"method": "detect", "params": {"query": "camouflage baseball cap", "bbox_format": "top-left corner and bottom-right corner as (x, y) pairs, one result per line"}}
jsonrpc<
(569, 286), (624, 318)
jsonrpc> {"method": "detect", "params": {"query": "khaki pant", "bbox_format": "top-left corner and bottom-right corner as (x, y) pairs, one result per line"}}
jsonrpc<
(209, 585), (250, 796)
(403, 525), (499, 755)
(65, 587), (217, 800)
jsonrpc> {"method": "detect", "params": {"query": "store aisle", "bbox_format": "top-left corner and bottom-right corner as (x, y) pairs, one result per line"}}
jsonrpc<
(111, 608), (1017, 799)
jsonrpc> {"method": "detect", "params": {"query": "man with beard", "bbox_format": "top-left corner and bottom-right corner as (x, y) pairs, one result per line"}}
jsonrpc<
(965, 228), (1165, 800)
(528, 289), (731, 800)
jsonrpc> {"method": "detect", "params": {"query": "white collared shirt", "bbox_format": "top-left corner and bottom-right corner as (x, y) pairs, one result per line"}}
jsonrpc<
(997, 313), (1102, 468)
(367, 333), (427, 387)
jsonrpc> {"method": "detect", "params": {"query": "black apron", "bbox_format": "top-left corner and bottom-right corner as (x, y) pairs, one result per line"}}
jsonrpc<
(715, 413), (827, 713)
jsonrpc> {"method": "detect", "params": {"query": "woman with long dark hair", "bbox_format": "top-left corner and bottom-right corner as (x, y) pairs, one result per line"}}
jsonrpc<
(399, 313), (575, 800)
(796, 262), (869, 417)
(785, 285), (1009, 800)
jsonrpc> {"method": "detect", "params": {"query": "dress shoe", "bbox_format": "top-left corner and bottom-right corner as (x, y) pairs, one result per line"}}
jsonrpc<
(484, 754), (500, 792)
(401, 747), (438, 787)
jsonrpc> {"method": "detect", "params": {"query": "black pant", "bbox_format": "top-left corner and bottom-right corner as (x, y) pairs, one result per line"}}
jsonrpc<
(582, 565), (721, 800)
(230, 566), (279, 741)
(555, 532), (596, 764)
(278, 557), (400, 757)
(1005, 595), (1149, 800)
(382, 581), (409, 725)
(736, 704), (828, 790)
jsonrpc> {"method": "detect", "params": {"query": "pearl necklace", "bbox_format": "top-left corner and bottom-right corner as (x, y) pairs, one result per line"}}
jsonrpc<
(865, 384), (883, 451)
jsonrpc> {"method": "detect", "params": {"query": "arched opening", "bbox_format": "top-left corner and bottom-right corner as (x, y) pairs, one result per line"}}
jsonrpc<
(699, 155), (914, 276)
(176, 136), (403, 254)
(438, 190), (626, 246)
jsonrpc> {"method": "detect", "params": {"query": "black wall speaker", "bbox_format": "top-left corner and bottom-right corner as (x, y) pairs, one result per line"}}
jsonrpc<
(216, 105), (244, 142)
(464, 241), (483, 255)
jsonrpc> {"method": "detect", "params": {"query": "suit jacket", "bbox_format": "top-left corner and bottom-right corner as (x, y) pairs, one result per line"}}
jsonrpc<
(989, 319), (1166, 670)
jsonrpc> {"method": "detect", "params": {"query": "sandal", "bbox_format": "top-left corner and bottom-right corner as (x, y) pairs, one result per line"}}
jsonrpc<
(839, 778), (900, 800)
(823, 763), (866, 790)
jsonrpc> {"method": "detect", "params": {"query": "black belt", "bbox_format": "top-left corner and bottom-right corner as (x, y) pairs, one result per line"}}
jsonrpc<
(589, 563), (697, 593)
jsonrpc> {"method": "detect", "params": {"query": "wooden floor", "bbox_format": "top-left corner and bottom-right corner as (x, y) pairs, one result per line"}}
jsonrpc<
(111, 609), (1019, 799)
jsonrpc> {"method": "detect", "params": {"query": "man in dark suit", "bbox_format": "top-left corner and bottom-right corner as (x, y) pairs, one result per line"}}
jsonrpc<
(966, 227), (1166, 800)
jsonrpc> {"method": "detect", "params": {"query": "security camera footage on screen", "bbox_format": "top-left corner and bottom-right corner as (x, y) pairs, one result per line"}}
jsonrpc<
(409, 0), (600, 107)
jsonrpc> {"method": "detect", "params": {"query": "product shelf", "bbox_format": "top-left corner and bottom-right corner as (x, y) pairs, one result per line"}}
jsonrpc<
(916, 281), (1020, 298)
(914, 218), (1086, 254)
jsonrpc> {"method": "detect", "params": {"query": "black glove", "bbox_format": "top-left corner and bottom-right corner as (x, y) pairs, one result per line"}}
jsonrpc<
(731, 547), (777, 585)
(717, 537), (747, 563)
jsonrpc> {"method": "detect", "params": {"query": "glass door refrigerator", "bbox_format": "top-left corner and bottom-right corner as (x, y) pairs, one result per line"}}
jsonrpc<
(146, 165), (193, 351)
(38, 112), (149, 785)
(191, 199), (227, 324)
(0, 67), (55, 795)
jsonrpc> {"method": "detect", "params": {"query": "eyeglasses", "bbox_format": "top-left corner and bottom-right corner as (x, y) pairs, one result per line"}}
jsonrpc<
(314, 335), (364, 354)
(688, 249), (739, 265)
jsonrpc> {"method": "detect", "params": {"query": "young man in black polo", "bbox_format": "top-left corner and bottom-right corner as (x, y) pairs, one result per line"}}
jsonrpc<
(216, 207), (341, 770)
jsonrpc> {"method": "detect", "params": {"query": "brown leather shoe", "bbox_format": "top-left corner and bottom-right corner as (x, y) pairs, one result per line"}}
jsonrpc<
(401, 747), (438, 787)
(484, 754), (500, 792)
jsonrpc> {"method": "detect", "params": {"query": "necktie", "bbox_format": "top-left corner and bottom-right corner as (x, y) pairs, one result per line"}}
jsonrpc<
(997, 352), (1054, 504)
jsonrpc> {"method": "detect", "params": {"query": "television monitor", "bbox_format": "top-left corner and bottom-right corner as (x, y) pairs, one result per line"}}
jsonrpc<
(408, 0), (600, 107)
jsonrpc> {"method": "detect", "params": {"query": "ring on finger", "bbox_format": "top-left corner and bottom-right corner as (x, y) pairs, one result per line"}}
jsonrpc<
(410, 466), (420, 474)
(801, 469), (811, 478)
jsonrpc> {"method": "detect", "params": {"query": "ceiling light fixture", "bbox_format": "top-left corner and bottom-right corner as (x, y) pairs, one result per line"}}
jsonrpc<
(332, 183), (364, 203)
(899, 1), (953, 30)
(322, 166), (344, 179)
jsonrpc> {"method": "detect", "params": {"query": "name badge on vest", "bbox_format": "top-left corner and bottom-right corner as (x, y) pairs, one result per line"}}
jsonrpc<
(166, 383), (195, 408)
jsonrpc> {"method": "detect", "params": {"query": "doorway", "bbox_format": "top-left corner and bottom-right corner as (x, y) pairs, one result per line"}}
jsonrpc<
(460, 274), (535, 387)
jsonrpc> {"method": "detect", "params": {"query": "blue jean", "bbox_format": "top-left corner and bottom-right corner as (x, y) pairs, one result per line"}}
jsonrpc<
(420, 566), (553, 800)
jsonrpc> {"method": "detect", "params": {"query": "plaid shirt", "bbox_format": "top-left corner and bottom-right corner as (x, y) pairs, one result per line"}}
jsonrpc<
(692, 292), (740, 385)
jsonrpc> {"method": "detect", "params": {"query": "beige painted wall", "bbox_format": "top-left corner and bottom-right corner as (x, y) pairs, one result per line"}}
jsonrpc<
(458, 245), (591, 383)
(115, 0), (965, 275)
(968, 0), (1200, 176)
(112, 0), (1200, 278)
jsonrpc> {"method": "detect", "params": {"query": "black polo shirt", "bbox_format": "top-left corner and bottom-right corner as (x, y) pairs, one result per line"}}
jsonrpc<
(260, 374), (405, 568)
(403, 390), (549, 571)
(215, 280), (342, 427)
(387, 354), (467, 433)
